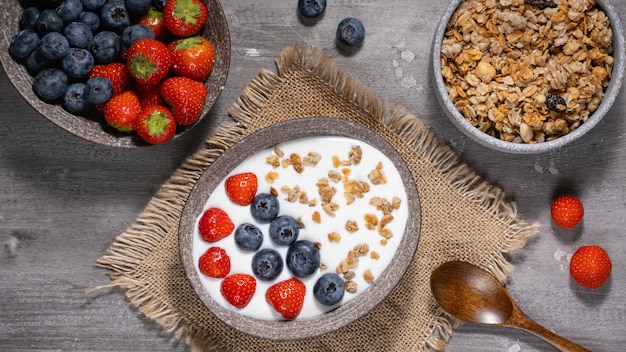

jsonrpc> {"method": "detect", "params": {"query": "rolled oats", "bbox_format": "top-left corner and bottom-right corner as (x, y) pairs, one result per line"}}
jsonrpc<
(441, 0), (614, 143)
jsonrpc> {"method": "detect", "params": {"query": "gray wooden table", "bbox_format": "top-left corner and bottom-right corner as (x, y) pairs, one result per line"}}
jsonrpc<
(1, 1), (624, 351)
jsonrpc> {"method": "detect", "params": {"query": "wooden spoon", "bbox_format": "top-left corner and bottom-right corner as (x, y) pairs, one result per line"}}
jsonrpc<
(430, 261), (590, 352)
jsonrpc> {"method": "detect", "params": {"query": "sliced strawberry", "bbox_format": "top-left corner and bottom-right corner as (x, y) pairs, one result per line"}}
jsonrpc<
(198, 246), (230, 278)
(126, 38), (171, 85)
(163, 0), (208, 37)
(160, 76), (207, 125)
(198, 207), (234, 242)
(102, 90), (142, 132)
(137, 6), (168, 41)
(221, 274), (256, 308)
(225, 173), (258, 206)
(265, 278), (306, 320)
(168, 36), (215, 81)
(136, 104), (176, 144)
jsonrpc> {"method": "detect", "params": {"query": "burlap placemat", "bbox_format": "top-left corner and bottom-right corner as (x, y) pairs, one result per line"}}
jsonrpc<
(93, 43), (539, 352)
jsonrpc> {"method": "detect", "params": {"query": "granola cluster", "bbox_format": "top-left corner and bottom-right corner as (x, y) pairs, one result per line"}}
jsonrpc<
(440, 0), (614, 143)
(263, 143), (403, 294)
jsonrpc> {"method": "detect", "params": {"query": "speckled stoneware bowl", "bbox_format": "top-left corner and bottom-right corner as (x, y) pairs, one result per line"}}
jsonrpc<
(0, 0), (230, 147)
(179, 117), (421, 340)
(432, 0), (625, 154)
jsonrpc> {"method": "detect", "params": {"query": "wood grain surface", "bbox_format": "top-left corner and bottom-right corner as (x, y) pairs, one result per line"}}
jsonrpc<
(1, 1), (625, 351)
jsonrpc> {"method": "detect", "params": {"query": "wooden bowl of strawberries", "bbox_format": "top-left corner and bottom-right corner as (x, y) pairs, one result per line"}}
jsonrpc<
(0, 0), (230, 147)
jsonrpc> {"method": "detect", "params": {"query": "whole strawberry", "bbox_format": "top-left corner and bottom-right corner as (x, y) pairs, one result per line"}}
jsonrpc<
(168, 36), (215, 81)
(570, 245), (612, 289)
(225, 172), (258, 206)
(126, 38), (171, 85)
(102, 90), (142, 132)
(137, 6), (168, 41)
(551, 195), (584, 229)
(265, 278), (306, 320)
(160, 76), (207, 125)
(163, 0), (208, 37)
(198, 246), (231, 278)
(221, 274), (256, 308)
(136, 104), (176, 144)
(89, 62), (133, 97)
(198, 207), (234, 242)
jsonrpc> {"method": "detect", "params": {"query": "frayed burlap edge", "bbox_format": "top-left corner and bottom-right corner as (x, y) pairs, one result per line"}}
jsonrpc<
(91, 43), (539, 352)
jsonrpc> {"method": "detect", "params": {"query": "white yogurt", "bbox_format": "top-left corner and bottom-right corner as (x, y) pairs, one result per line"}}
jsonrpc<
(192, 136), (408, 320)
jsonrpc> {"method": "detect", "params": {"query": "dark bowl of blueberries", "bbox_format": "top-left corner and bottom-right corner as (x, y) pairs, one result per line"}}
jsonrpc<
(178, 117), (422, 340)
(0, 0), (230, 147)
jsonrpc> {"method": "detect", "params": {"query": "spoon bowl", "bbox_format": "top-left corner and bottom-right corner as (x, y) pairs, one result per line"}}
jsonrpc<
(430, 261), (590, 352)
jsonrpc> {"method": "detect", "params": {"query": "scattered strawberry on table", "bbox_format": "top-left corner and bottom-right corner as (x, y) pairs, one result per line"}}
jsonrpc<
(551, 195), (584, 229)
(569, 245), (612, 289)
(8, 0), (217, 145)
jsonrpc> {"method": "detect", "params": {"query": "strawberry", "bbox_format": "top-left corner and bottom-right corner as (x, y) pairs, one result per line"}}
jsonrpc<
(89, 62), (133, 96)
(137, 6), (168, 41)
(551, 195), (584, 229)
(160, 76), (207, 125)
(221, 274), (256, 308)
(225, 172), (258, 206)
(102, 90), (142, 132)
(135, 83), (163, 106)
(168, 36), (216, 81)
(136, 104), (176, 144)
(265, 278), (306, 320)
(198, 246), (231, 278)
(163, 0), (208, 37)
(569, 245), (612, 289)
(198, 207), (234, 242)
(126, 38), (171, 85)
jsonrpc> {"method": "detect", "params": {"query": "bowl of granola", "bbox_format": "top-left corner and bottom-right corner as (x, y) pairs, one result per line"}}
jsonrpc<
(432, 0), (625, 153)
(178, 117), (421, 340)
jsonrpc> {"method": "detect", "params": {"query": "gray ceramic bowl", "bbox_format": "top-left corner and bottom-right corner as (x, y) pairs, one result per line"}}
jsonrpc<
(0, 0), (230, 147)
(179, 117), (421, 340)
(432, 0), (625, 153)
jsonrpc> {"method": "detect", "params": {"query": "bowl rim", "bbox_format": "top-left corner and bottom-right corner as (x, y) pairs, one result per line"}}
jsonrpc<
(431, 0), (626, 154)
(0, 0), (231, 148)
(178, 117), (422, 340)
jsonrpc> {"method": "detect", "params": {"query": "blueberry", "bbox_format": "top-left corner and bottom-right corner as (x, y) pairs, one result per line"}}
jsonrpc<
(26, 50), (60, 76)
(250, 193), (280, 223)
(121, 24), (155, 51)
(100, 0), (131, 33)
(251, 248), (283, 281)
(43, 0), (64, 6)
(81, 0), (106, 10)
(89, 30), (121, 63)
(39, 32), (70, 60)
(269, 215), (299, 246)
(20, 7), (41, 31)
(63, 82), (90, 113)
(234, 223), (264, 252)
(9, 30), (40, 59)
(62, 48), (95, 79)
(336, 17), (365, 47)
(298, 0), (326, 19)
(313, 273), (345, 306)
(33, 68), (68, 101)
(125, 0), (151, 14)
(286, 240), (320, 278)
(152, 0), (167, 10)
(64, 22), (94, 48)
(84, 76), (114, 104)
(79, 11), (101, 32)
(57, 0), (84, 23)
(36, 9), (65, 34)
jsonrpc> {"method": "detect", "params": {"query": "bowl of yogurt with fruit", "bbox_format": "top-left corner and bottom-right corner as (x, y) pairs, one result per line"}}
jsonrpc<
(179, 117), (421, 340)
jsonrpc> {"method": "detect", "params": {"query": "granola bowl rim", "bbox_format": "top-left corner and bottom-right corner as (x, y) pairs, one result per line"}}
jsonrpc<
(431, 0), (626, 154)
(178, 117), (422, 341)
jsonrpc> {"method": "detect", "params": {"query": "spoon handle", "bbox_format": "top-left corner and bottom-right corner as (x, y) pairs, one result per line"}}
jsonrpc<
(511, 311), (591, 352)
